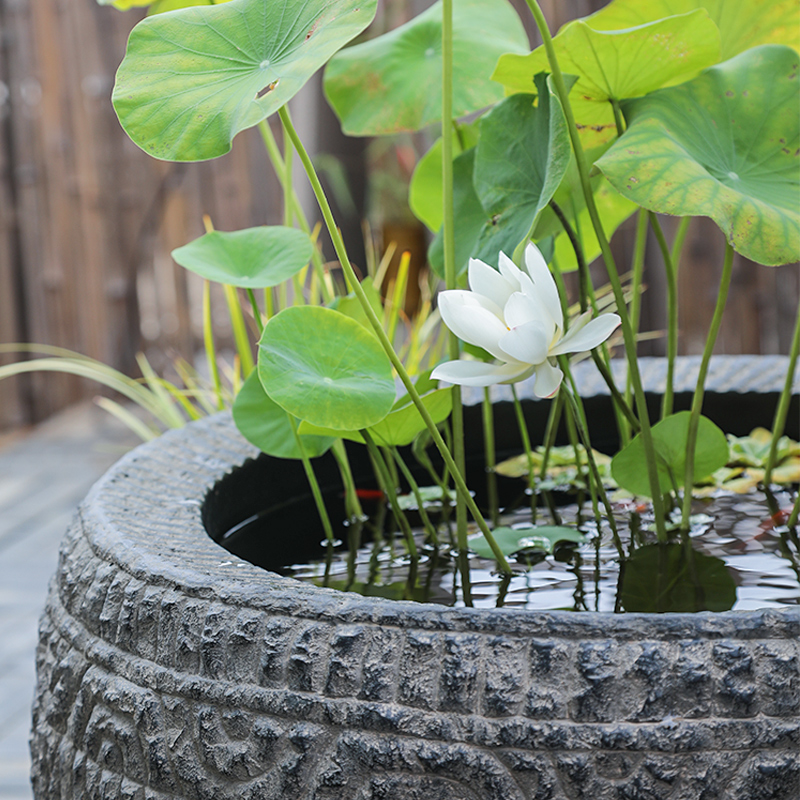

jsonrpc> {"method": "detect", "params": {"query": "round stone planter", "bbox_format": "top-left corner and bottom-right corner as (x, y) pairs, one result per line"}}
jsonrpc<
(31, 357), (800, 800)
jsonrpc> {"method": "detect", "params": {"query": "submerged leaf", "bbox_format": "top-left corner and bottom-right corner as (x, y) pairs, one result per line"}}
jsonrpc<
(620, 543), (736, 612)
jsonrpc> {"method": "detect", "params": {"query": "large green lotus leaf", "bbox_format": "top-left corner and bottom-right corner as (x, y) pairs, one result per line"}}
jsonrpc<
(493, 11), (720, 149)
(581, 0), (800, 61)
(323, 0), (528, 136)
(232, 371), (334, 460)
(611, 412), (730, 498)
(428, 147), (485, 278)
(470, 78), (571, 267)
(102, 0), (223, 14)
(620, 544), (736, 612)
(113, 0), (378, 161)
(171, 226), (312, 288)
(258, 306), (394, 431)
(409, 122), (480, 233)
(597, 46), (800, 267)
(298, 387), (452, 447)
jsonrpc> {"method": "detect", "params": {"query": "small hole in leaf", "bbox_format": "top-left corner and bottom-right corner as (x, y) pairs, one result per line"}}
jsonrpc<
(256, 80), (279, 100)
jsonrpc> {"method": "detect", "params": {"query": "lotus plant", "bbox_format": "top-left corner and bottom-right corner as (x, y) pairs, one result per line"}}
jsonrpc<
(8, 0), (795, 600)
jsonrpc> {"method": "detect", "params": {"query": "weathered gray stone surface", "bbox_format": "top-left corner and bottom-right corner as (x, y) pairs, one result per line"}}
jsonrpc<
(30, 358), (800, 799)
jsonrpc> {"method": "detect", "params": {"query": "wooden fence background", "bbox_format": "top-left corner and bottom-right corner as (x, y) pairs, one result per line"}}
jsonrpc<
(0, 0), (797, 432)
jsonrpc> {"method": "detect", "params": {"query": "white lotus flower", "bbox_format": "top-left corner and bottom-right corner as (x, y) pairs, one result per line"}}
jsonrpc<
(431, 243), (621, 397)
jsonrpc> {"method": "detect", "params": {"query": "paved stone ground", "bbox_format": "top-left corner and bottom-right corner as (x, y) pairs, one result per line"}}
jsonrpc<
(0, 405), (137, 800)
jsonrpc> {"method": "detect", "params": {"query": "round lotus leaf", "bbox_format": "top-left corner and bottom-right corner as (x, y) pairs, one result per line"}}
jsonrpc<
(493, 11), (721, 149)
(113, 0), (377, 161)
(232, 371), (334, 459)
(597, 46), (800, 266)
(581, 0), (800, 61)
(258, 306), (395, 431)
(611, 412), (730, 498)
(471, 77), (570, 266)
(171, 227), (313, 288)
(323, 0), (528, 136)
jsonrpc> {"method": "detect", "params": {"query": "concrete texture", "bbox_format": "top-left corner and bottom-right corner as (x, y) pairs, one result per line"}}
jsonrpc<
(0, 405), (137, 800)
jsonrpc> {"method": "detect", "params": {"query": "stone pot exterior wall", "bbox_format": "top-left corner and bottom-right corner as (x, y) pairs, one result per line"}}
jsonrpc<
(31, 357), (800, 799)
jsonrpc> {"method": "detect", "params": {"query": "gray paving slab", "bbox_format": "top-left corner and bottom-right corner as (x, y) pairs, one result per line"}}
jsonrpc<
(0, 404), (138, 799)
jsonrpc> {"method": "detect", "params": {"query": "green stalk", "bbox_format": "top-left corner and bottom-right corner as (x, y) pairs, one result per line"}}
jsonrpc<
(649, 213), (678, 419)
(788, 488), (800, 529)
(202, 280), (224, 411)
(561, 358), (623, 555)
(223, 283), (255, 377)
(625, 209), (649, 441)
(258, 120), (333, 304)
(671, 217), (691, 269)
(523, 0), (667, 541)
(391, 446), (440, 546)
(279, 104), (512, 574)
(511, 384), (537, 516)
(441, 0), (470, 587)
(680, 242), (735, 532)
(765, 297), (800, 485)
(550, 199), (638, 432)
(246, 288), (264, 335)
(482, 387), (500, 526)
(362, 429), (418, 560)
(331, 439), (364, 522)
(540, 389), (563, 479)
(288, 415), (335, 543)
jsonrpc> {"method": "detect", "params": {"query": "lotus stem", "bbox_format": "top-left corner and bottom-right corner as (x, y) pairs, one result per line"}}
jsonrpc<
(523, 0), (668, 541)
(649, 213), (678, 419)
(680, 241), (735, 532)
(441, 0), (471, 590)
(258, 119), (333, 304)
(390, 446), (440, 546)
(765, 296), (800, 486)
(331, 440), (364, 522)
(202, 280), (225, 411)
(511, 384), (537, 516)
(482, 387), (500, 526)
(361, 429), (418, 560)
(288, 415), (335, 543)
(278, 105), (512, 576)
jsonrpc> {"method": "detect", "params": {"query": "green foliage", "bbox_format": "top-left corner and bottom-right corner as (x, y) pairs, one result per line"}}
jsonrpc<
(298, 388), (453, 447)
(468, 525), (587, 559)
(611, 411), (730, 497)
(409, 123), (480, 232)
(113, 0), (378, 161)
(258, 306), (395, 431)
(232, 372), (334, 459)
(620, 544), (736, 612)
(323, 0), (528, 136)
(597, 46), (800, 266)
(581, 0), (800, 61)
(172, 227), (313, 287)
(494, 11), (721, 148)
(429, 74), (571, 273)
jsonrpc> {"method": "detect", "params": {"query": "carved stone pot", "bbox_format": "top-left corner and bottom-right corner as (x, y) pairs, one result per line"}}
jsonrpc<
(31, 357), (800, 799)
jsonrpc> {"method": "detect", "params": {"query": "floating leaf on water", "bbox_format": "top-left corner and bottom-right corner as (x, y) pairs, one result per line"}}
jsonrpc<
(468, 525), (587, 559)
